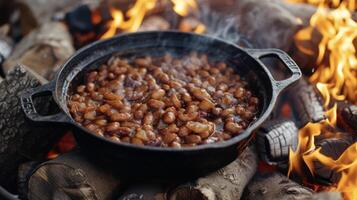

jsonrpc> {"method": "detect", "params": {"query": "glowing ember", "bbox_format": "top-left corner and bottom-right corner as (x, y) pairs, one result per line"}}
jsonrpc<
(288, 0), (357, 199)
(101, 0), (202, 39)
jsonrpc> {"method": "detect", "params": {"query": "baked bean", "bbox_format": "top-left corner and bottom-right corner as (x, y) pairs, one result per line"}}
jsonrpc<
(191, 87), (212, 101)
(110, 113), (131, 121)
(163, 133), (178, 144)
(186, 121), (210, 134)
(225, 122), (242, 134)
(148, 99), (165, 109)
(131, 137), (144, 145)
(143, 112), (154, 125)
(106, 122), (120, 132)
(151, 89), (166, 100)
(234, 87), (245, 99)
(185, 135), (202, 144)
(163, 111), (176, 124)
(68, 53), (259, 148)
(199, 99), (215, 111)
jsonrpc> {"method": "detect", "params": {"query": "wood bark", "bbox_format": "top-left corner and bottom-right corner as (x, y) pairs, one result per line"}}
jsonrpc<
(337, 102), (357, 134)
(3, 22), (74, 80)
(287, 78), (325, 127)
(242, 172), (314, 200)
(168, 146), (258, 200)
(28, 150), (122, 200)
(256, 120), (298, 165)
(0, 65), (66, 190)
(15, 0), (100, 35)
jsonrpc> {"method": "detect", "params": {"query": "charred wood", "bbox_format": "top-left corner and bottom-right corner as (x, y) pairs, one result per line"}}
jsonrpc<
(168, 146), (258, 200)
(242, 172), (313, 200)
(312, 133), (356, 185)
(287, 78), (325, 127)
(0, 65), (65, 190)
(28, 150), (122, 200)
(17, 162), (40, 200)
(3, 22), (74, 80)
(257, 120), (298, 166)
(337, 102), (357, 134)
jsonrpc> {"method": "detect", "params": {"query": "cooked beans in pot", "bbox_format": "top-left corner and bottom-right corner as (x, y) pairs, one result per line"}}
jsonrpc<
(68, 52), (259, 148)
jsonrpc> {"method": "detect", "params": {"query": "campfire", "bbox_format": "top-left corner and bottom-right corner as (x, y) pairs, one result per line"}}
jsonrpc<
(0, 0), (356, 200)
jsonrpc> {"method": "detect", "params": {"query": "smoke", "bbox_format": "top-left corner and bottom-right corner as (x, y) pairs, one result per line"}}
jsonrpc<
(196, 4), (253, 48)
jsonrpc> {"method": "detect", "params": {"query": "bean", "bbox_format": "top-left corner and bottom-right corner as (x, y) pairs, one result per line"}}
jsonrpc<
(186, 121), (210, 134)
(151, 89), (166, 100)
(148, 99), (165, 109)
(163, 111), (176, 124)
(163, 133), (177, 144)
(110, 113), (131, 121)
(185, 135), (202, 144)
(106, 122), (120, 132)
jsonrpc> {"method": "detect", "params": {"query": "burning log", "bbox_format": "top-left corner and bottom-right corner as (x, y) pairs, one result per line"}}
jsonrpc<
(28, 150), (122, 200)
(337, 102), (357, 134)
(287, 78), (325, 127)
(256, 120), (298, 165)
(242, 172), (314, 200)
(310, 132), (356, 185)
(168, 146), (258, 200)
(3, 22), (74, 80)
(0, 65), (66, 190)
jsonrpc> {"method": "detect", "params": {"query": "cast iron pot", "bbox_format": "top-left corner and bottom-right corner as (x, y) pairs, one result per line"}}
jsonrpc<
(20, 31), (301, 177)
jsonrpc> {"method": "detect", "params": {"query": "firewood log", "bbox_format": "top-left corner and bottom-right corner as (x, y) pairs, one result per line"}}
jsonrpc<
(337, 102), (357, 134)
(15, 0), (100, 35)
(168, 146), (258, 200)
(287, 78), (325, 127)
(242, 172), (313, 200)
(307, 132), (356, 185)
(28, 150), (122, 200)
(256, 120), (298, 166)
(3, 22), (74, 80)
(0, 65), (66, 190)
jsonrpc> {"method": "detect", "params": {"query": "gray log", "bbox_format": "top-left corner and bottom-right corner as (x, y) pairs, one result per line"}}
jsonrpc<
(28, 150), (122, 200)
(0, 65), (65, 188)
(16, 0), (100, 34)
(168, 146), (258, 200)
(3, 22), (74, 80)
(242, 172), (313, 200)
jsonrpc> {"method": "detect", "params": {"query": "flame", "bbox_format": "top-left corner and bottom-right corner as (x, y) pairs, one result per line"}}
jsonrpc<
(288, 0), (357, 199)
(171, 0), (198, 16)
(101, 0), (200, 39)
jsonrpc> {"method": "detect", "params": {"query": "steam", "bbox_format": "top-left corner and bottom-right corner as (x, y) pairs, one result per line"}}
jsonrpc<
(196, 4), (253, 48)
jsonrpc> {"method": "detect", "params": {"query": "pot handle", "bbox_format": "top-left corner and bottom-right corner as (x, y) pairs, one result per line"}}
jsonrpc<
(246, 48), (302, 92)
(20, 81), (70, 124)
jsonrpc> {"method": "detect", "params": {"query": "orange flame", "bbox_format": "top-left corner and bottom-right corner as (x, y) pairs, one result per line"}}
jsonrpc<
(288, 0), (357, 199)
(101, 0), (201, 39)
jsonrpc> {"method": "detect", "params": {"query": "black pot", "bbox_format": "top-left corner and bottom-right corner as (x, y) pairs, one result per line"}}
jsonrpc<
(20, 31), (301, 178)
